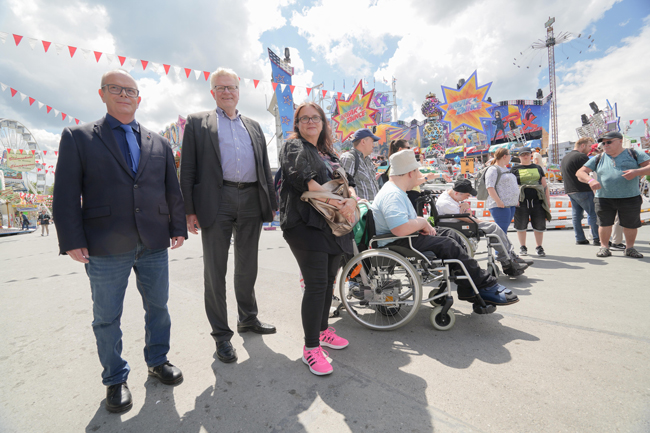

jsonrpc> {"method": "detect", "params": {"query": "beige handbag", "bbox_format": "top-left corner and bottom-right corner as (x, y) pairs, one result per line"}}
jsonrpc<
(300, 167), (360, 236)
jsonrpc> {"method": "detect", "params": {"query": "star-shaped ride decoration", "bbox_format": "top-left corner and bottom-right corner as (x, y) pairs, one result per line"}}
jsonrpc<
(275, 74), (286, 84)
(283, 95), (293, 106)
(438, 71), (495, 133)
(281, 116), (291, 125)
(331, 81), (378, 142)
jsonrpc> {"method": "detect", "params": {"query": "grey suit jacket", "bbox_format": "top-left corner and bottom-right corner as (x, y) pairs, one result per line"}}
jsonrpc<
(179, 109), (277, 229)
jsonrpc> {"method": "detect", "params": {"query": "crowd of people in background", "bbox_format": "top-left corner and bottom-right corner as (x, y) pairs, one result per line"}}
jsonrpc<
(13, 65), (643, 413)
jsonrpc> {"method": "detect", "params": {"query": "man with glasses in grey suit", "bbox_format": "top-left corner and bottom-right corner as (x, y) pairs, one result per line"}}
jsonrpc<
(180, 68), (277, 364)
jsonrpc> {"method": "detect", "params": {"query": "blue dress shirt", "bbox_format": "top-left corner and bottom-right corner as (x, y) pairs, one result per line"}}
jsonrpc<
(216, 107), (256, 183)
(106, 114), (141, 176)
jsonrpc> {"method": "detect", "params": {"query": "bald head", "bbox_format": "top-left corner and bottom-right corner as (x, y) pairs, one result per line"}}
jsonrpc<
(100, 69), (137, 89)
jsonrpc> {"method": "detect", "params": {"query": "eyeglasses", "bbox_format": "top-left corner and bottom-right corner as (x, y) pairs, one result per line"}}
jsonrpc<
(298, 116), (322, 124)
(102, 84), (139, 97)
(213, 85), (239, 93)
(602, 140), (617, 145)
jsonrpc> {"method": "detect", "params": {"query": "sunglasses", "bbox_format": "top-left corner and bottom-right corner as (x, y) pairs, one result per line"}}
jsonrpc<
(602, 140), (617, 145)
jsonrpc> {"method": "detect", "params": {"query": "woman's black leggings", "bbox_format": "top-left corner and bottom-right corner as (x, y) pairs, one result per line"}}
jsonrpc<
(289, 245), (342, 347)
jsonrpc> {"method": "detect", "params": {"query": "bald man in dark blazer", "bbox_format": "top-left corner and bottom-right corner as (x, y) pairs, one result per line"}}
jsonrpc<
(180, 68), (277, 364)
(53, 70), (187, 413)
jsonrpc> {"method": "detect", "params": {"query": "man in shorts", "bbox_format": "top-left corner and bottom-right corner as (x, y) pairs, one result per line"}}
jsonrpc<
(510, 148), (551, 257)
(576, 131), (650, 258)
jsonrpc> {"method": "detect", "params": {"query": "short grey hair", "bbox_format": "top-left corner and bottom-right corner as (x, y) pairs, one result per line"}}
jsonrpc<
(209, 67), (239, 88)
(100, 69), (137, 88)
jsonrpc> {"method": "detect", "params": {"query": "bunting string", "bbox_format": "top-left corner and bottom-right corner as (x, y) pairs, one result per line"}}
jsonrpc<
(0, 31), (385, 99)
(0, 81), (82, 125)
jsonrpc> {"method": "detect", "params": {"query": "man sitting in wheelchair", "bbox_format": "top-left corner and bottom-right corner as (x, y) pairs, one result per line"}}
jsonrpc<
(370, 149), (519, 306)
(436, 179), (531, 277)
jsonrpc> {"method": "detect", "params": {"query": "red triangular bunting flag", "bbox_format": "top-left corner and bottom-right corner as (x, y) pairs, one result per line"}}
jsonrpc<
(163, 64), (170, 75)
(5, 148), (10, 153)
(118, 56), (126, 66)
(272, 83), (278, 91)
(289, 85), (295, 94)
(94, 51), (102, 62)
(45, 170), (48, 174)
(253, 80), (260, 88)
(10, 88), (17, 97)
(306, 88), (312, 96)
(629, 120), (634, 125)
(42, 41), (51, 52)
(203, 71), (210, 81)
(43, 151), (47, 155)
(68, 46), (77, 57)
(13, 34), (22, 46)
(643, 119), (648, 124)
(184, 68), (192, 78)
(141, 60), (148, 70)
(322, 90), (327, 97)
(337, 92), (342, 99)
(19, 149), (23, 154)
(75, 119), (80, 125)
(61, 113), (67, 121)
(28, 97), (35, 106)
(55, 151), (58, 156)
(31, 150), (35, 155)
(46, 105), (52, 113)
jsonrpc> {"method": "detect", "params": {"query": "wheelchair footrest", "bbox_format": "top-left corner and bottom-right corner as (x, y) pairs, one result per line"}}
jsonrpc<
(472, 303), (497, 315)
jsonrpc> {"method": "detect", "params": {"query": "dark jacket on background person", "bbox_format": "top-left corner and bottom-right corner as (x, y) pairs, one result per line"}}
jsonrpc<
(53, 116), (187, 256)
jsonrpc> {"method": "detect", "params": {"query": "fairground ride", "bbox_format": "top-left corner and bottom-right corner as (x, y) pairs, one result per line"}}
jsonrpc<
(0, 118), (45, 194)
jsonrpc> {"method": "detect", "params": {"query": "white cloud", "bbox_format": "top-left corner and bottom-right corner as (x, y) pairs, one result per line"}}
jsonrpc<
(290, 0), (639, 144)
(556, 17), (650, 142)
(619, 19), (630, 27)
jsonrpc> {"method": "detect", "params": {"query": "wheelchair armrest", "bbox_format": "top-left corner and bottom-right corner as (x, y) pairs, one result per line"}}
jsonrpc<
(436, 214), (480, 238)
(369, 232), (419, 248)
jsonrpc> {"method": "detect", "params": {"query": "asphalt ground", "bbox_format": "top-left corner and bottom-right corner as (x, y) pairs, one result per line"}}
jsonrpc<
(1, 224), (649, 433)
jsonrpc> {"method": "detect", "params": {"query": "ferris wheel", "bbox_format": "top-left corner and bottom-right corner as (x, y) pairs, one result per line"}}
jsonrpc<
(0, 118), (44, 193)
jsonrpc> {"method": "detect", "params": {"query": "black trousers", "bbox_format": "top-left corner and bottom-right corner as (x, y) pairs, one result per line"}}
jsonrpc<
(201, 185), (263, 343)
(288, 245), (341, 348)
(388, 231), (496, 297)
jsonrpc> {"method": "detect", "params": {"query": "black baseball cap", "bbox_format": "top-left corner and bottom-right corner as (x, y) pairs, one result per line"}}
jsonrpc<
(453, 179), (477, 196)
(597, 131), (623, 143)
(352, 128), (380, 142)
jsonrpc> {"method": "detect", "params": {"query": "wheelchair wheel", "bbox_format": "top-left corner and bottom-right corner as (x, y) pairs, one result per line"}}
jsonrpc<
(339, 249), (422, 331)
(429, 306), (455, 331)
(443, 227), (476, 257)
(428, 282), (447, 306)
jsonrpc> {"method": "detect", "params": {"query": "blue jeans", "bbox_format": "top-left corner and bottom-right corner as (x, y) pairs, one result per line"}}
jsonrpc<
(489, 206), (516, 236)
(85, 243), (171, 386)
(568, 192), (599, 242)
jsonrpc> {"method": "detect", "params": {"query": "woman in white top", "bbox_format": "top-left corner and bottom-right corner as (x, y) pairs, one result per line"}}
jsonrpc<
(485, 148), (520, 235)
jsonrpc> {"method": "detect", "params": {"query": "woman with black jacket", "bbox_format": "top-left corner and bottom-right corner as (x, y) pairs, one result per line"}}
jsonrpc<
(279, 102), (357, 376)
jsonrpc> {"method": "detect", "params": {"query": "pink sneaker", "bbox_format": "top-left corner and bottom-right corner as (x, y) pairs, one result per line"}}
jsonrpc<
(302, 346), (333, 376)
(319, 327), (349, 349)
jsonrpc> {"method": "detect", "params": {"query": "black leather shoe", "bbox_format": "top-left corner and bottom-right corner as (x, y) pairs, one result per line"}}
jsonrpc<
(216, 341), (237, 363)
(106, 382), (132, 413)
(576, 240), (590, 245)
(148, 361), (183, 385)
(237, 319), (277, 334)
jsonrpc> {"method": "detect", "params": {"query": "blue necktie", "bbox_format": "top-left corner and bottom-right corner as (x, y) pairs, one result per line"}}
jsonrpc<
(120, 124), (140, 174)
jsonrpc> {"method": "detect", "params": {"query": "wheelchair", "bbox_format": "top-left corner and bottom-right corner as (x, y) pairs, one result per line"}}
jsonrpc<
(415, 189), (508, 279)
(337, 209), (497, 332)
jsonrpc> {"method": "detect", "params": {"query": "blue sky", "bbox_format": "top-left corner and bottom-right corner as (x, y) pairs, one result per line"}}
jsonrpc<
(0, 0), (648, 171)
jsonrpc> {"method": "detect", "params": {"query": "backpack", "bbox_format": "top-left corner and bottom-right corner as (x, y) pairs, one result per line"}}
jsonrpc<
(475, 165), (506, 200)
(343, 149), (362, 179)
(379, 164), (390, 188)
(593, 148), (639, 173)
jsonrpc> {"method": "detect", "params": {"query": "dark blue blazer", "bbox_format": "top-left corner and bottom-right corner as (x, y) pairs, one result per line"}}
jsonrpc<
(53, 116), (187, 256)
